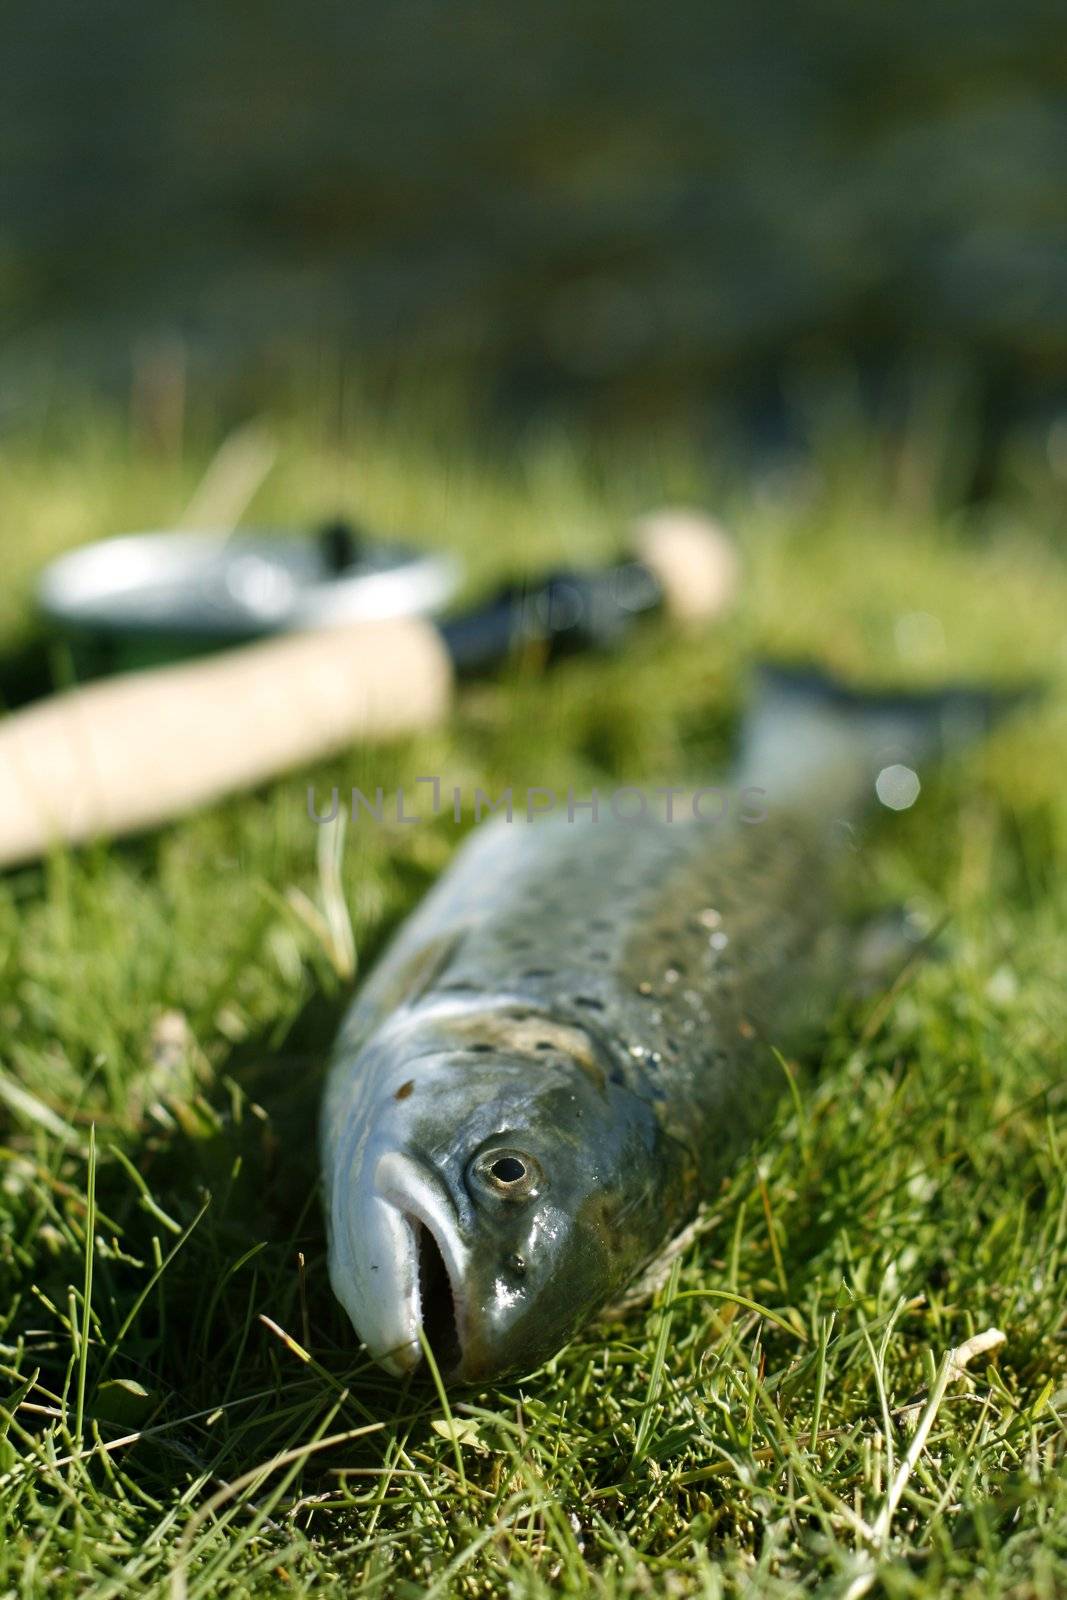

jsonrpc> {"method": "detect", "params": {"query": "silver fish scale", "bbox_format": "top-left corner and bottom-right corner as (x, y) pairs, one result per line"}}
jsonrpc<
(364, 810), (847, 1175)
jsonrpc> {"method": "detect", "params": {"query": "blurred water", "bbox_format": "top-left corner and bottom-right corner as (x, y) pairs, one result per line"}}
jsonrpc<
(2, 0), (1066, 412)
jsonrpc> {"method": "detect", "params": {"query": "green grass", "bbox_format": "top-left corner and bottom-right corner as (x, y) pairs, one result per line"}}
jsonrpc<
(1, 390), (1066, 1597)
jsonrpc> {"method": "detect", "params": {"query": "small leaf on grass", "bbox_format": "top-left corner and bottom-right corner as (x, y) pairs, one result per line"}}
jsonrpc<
(430, 1416), (485, 1452)
(94, 1378), (157, 1427)
(1030, 1378), (1054, 1420)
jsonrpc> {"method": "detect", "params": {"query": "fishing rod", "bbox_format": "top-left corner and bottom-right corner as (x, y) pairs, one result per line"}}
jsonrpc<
(0, 509), (737, 869)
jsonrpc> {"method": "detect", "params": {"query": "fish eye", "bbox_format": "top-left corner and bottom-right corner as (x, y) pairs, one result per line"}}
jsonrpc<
(469, 1147), (543, 1203)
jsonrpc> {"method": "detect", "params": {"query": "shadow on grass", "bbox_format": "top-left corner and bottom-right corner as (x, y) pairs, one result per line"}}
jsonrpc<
(52, 975), (436, 1498)
(0, 631), (63, 711)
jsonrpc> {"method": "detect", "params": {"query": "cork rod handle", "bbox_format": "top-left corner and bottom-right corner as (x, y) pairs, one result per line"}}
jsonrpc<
(0, 616), (453, 868)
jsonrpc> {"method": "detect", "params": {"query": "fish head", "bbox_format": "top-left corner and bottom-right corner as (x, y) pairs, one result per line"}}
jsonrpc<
(325, 1006), (681, 1385)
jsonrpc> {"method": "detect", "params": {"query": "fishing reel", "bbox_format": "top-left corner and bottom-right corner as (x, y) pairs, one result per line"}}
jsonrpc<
(36, 518), (461, 675)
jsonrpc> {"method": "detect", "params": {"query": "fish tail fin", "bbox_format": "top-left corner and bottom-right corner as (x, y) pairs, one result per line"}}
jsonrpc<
(735, 660), (1037, 813)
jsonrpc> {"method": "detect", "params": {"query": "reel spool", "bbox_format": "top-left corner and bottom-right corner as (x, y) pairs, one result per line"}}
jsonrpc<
(36, 521), (461, 674)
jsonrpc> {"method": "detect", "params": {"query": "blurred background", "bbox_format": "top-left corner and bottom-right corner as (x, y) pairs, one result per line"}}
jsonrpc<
(3, 0), (1066, 461)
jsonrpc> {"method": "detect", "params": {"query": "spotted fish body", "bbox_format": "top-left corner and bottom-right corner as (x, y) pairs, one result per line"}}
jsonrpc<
(322, 669), (1002, 1382)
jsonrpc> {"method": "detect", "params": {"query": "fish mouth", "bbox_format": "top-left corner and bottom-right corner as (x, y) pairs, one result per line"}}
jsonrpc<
(373, 1151), (469, 1381)
(412, 1215), (463, 1376)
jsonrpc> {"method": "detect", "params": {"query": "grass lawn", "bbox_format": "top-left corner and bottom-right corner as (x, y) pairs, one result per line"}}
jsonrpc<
(1, 390), (1065, 1596)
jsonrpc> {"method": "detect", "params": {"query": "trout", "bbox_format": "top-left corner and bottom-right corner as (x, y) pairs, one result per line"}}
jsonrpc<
(321, 666), (1007, 1383)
